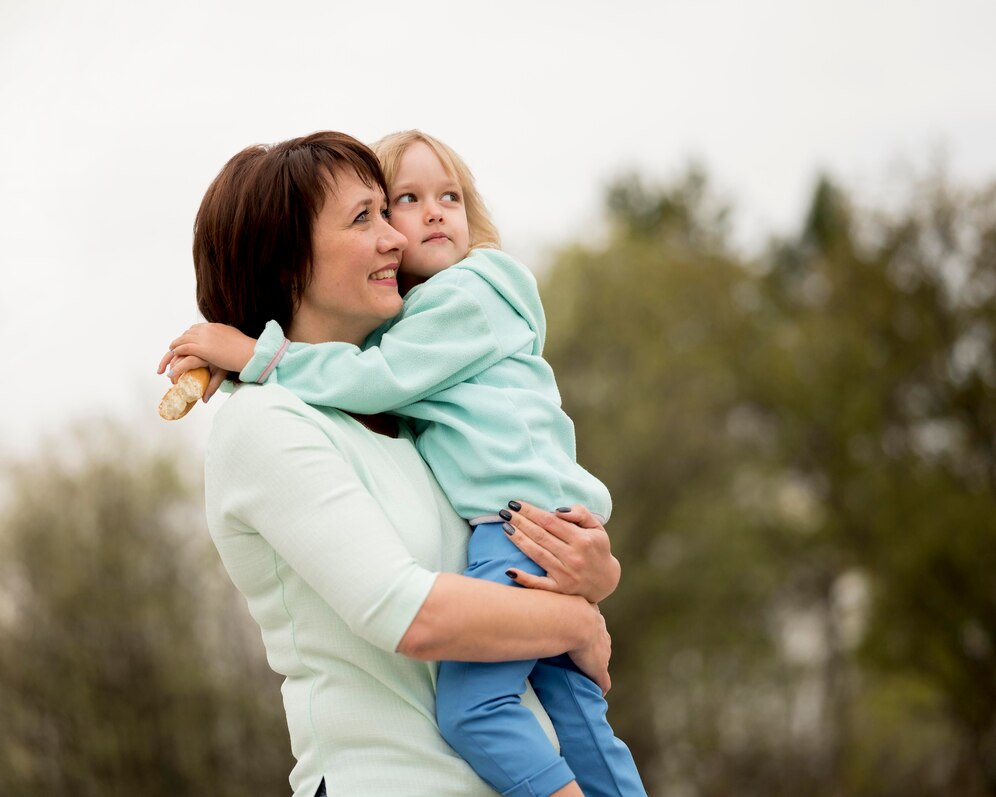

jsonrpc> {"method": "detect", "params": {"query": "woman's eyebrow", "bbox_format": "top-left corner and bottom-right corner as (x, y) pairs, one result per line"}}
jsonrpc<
(344, 197), (375, 217)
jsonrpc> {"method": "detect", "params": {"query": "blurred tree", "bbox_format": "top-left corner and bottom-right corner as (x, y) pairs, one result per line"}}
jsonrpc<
(543, 170), (812, 796)
(0, 423), (291, 796)
(1, 164), (992, 797)
(760, 174), (996, 795)
(541, 168), (996, 796)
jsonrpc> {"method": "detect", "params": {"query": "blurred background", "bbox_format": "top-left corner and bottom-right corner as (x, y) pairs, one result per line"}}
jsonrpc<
(1, 1), (994, 795)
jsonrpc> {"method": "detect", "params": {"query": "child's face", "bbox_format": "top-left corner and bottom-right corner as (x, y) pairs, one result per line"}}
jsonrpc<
(388, 141), (470, 281)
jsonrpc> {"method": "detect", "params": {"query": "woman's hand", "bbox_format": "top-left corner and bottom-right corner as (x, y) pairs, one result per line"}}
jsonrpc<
(500, 501), (621, 603)
(568, 602), (612, 695)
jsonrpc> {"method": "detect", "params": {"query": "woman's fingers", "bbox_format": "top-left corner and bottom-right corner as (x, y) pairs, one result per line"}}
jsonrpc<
(567, 606), (612, 695)
(555, 503), (601, 530)
(501, 504), (583, 594)
(503, 529), (578, 591)
(504, 569), (558, 592)
(505, 501), (577, 551)
(502, 504), (570, 562)
(503, 500), (620, 603)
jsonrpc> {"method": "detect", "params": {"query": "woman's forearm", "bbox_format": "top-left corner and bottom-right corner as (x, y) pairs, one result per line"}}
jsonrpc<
(397, 572), (599, 662)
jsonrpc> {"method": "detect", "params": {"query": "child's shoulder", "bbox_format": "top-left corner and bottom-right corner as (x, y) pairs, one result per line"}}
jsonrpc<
(429, 249), (538, 297)
(452, 248), (531, 278)
(412, 249), (545, 335)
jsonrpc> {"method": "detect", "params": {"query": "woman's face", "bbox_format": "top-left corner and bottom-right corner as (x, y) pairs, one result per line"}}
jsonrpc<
(292, 170), (408, 345)
(388, 142), (470, 281)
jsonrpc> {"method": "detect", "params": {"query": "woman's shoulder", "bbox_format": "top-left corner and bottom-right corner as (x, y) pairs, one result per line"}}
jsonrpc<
(208, 383), (404, 459)
(216, 381), (311, 423)
(208, 383), (335, 458)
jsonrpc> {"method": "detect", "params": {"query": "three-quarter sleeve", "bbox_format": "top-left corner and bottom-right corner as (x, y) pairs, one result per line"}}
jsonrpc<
(205, 386), (438, 652)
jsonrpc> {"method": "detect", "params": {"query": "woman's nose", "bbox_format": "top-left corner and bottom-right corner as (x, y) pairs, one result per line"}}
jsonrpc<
(380, 218), (407, 252)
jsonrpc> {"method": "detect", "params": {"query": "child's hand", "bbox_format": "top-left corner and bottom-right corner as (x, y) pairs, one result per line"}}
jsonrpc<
(157, 352), (227, 402)
(158, 322), (255, 400)
(160, 323), (256, 375)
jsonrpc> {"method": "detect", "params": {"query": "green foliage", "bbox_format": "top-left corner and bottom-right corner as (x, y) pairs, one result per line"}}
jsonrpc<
(0, 424), (291, 796)
(2, 163), (994, 796)
(542, 168), (996, 796)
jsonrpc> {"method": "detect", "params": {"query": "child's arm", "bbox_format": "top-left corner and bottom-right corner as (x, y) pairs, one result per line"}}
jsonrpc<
(158, 323), (257, 400)
(237, 277), (527, 415)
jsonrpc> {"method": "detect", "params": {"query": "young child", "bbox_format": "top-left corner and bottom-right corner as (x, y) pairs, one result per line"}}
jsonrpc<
(163, 131), (646, 797)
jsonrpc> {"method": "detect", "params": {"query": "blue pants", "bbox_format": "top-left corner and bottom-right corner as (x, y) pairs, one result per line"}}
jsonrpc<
(436, 522), (647, 797)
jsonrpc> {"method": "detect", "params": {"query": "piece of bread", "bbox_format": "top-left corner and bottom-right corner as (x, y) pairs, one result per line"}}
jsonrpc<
(158, 367), (211, 421)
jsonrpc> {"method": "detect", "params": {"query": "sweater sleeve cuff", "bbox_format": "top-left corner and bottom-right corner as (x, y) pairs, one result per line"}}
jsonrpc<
(240, 320), (289, 384)
(367, 569), (440, 653)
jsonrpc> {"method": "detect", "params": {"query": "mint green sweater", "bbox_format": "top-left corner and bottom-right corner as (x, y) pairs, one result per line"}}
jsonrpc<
(205, 383), (558, 796)
(241, 249), (611, 524)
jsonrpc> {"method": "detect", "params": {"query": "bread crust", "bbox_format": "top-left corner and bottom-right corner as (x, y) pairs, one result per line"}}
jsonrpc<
(158, 367), (211, 420)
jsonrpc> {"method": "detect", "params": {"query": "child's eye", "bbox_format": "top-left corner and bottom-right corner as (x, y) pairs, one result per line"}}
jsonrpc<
(395, 193), (416, 204)
(442, 191), (460, 202)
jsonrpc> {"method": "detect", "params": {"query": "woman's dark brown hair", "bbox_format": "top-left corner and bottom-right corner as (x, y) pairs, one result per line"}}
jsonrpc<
(193, 131), (388, 336)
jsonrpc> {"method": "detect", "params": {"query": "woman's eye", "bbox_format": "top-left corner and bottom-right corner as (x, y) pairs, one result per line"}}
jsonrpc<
(396, 193), (416, 204)
(381, 207), (392, 220)
(354, 210), (369, 223)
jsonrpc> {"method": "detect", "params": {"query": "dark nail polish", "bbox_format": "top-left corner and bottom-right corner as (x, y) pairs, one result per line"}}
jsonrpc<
(556, 507), (571, 513)
(507, 500), (522, 511)
(502, 522), (515, 536)
(505, 570), (518, 580)
(498, 509), (512, 521)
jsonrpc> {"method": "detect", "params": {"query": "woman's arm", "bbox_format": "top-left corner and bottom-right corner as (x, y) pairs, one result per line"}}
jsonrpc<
(398, 573), (611, 694)
(209, 386), (610, 685)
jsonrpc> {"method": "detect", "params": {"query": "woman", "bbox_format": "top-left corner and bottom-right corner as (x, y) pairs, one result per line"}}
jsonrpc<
(191, 131), (619, 797)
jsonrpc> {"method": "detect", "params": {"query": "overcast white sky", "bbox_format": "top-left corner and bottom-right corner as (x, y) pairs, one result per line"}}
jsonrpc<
(2, 0), (995, 455)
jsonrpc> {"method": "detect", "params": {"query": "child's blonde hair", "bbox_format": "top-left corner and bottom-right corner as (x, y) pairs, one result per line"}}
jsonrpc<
(372, 130), (501, 252)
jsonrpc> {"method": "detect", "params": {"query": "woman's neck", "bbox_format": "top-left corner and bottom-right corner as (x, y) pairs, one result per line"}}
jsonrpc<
(286, 308), (397, 438)
(347, 412), (399, 438)
(286, 308), (366, 347)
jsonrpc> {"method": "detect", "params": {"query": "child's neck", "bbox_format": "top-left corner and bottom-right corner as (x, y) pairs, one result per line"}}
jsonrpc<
(399, 273), (428, 296)
(399, 253), (468, 295)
